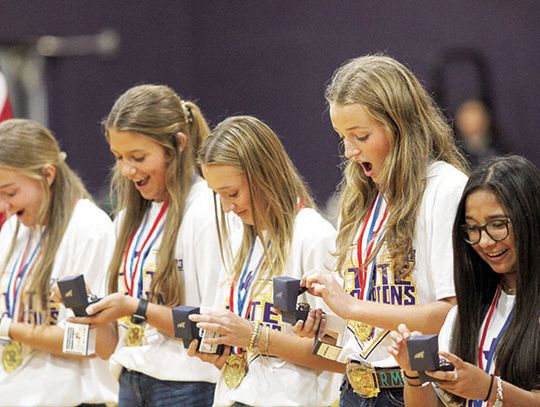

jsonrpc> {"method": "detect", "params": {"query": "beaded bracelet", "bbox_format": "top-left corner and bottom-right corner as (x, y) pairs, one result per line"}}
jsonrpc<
(493, 375), (503, 407)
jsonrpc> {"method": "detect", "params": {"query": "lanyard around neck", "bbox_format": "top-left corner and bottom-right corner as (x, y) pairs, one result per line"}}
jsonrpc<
(356, 193), (388, 300)
(123, 200), (169, 297)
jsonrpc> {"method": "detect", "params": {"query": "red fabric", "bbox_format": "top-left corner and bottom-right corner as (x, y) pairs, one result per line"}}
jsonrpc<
(0, 71), (13, 122)
(1, 71), (12, 230)
(0, 98), (12, 122)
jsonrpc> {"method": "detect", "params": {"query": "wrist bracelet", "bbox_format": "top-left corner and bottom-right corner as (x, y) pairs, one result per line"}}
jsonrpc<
(247, 322), (261, 352)
(261, 325), (270, 355)
(494, 375), (503, 406)
(484, 374), (495, 402)
(0, 316), (12, 341)
(402, 370), (420, 380)
(401, 369), (429, 388)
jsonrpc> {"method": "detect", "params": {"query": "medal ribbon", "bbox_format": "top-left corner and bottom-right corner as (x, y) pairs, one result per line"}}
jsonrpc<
(123, 200), (169, 298)
(5, 231), (42, 321)
(356, 193), (388, 300)
(477, 283), (514, 372)
(229, 239), (266, 354)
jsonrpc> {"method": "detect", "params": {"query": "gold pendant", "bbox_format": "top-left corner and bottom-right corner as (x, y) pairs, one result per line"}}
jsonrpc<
(223, 353), (248, 389)
(2, 341), (23, 373)
(351, 321), (373, 342)
(125, 322), (145, 347)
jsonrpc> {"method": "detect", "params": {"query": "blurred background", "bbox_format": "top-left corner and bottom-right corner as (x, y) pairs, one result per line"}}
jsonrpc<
(1, 0), (539, 211)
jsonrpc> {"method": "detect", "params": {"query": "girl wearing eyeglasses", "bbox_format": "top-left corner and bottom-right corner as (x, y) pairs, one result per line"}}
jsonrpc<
(389, 155), (540, 406)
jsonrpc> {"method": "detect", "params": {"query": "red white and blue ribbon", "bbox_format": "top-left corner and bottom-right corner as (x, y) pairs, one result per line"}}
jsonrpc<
(470, 283), (514, 407)
(229, 239), (266, 354)
(123, 200), (169, 298)
(5, 231), (42, 320)
(356, 193), (388, 301)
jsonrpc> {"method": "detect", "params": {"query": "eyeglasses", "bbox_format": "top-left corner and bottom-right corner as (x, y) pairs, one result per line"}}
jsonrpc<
(460, 219), (511, 245)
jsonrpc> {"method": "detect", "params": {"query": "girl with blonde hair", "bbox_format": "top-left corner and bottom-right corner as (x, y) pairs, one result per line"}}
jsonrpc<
(0, 119), (117, 406)
(190, 115), (341, 407)
(71, 84), (223, 406)
(303, 54), (469, 406)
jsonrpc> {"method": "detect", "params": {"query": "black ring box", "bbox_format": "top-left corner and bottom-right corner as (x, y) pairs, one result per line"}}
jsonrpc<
(272, 276), (310, 324)
(171, 305), (223, 354)
(57, 275), (101, 317)
(407, 334), (454, 382)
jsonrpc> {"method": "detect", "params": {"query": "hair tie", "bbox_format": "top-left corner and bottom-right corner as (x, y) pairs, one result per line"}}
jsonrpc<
(59, 151), (67, 162)
(181, 101), (193, 124)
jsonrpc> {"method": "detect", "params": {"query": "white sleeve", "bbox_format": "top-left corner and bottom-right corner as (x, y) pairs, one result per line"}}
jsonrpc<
(295, 211), (338, 312)
(420, 175), (467, 301)
(438, 305), (458, 353)
(192, 212), (223, 309)
(54, 204), (115, 298)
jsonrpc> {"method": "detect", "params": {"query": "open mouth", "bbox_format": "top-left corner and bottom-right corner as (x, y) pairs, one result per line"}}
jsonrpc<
(361, 162), (373, 173)
(134, 176), (150, 188)
(486, 248), (508, 259)
(16, 209), (24, 217)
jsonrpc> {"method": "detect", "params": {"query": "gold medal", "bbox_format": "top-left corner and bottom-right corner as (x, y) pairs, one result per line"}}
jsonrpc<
(2, 341), (23, 373)
(125, 322), (145, 347)
(351, 321), (374, 342)
(223, 353), (248, 389)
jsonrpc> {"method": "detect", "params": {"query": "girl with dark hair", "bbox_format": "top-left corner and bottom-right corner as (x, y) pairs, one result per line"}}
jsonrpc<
(389, 155), (540, 406)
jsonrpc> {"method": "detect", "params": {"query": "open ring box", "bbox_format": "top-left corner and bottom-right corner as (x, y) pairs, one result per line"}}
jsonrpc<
(406, 334), (454, 382)
(272, 276), (310, 324)
(172, 305), (223, 355)
(57, 274), (101, 356)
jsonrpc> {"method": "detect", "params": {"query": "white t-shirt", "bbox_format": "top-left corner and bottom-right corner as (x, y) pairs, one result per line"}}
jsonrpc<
(340, 161), (468, 366)
(111, 179), (222, 383)
(438, 291), (515, 407)
(0, 199), (118, 406)
(212, 208), (342, 407)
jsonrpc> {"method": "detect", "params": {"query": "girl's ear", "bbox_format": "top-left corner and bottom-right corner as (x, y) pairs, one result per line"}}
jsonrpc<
(41, 164), (57, 187)
(176, 132), (188, 153)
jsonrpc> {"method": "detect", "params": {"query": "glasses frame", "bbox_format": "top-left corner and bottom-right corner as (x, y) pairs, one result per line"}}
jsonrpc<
(460, 219), (512, 245)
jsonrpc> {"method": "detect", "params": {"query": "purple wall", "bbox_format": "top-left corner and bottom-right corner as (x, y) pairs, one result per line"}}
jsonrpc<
(1, 1), (539, 204)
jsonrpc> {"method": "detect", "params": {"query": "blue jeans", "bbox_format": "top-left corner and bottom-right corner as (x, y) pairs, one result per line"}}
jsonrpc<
(119, 369), (215, 407)
(339, 379), (404, 407)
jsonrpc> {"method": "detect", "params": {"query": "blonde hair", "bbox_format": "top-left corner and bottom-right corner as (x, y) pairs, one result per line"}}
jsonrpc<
(104, 84), (209, 306)
(0, 119), (90, 319)
(198, 116), (314, 286)
(326, 55), (468, 276)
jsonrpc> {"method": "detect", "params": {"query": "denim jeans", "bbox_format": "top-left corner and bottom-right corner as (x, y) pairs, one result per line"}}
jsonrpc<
(339, 379), (404, 407)
(119, 369), (215, 407)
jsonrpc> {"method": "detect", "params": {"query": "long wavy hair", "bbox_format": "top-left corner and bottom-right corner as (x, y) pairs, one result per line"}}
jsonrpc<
(326, 54), (468, 276)
(104, 84), (210, 306)
(451, 155), (540, 390)
(0, 119), (89, 319)
(198, 116), (314, 288)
